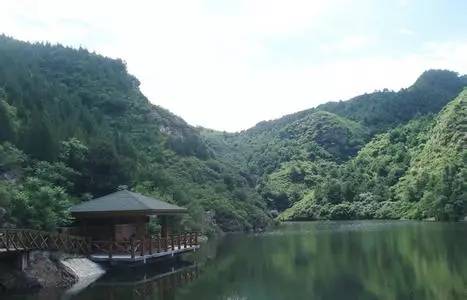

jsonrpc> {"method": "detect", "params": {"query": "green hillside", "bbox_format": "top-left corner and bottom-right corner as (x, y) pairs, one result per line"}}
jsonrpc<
(203, 71), (466, 216)
(317, 70), (466, 133)
(394, 89), (466, 220)
(0, 36), (465, 235)
(0, 35), (271, 233)
(282, 90), (466, 221)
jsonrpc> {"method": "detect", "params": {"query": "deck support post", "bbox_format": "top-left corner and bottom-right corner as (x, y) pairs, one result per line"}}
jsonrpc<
(130, 238), (135, 259)
(6, 230), (10, 251)
(109, 240), (113, 260)
(149, 236), (153, 255)
(87, 237), (92, 255)
(16, 251), (30, 271)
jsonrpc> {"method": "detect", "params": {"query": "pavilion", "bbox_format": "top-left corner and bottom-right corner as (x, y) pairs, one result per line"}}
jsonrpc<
(69, 190), (199, 263)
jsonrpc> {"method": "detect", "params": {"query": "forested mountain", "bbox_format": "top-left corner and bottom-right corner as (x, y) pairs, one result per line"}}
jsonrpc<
(202, 72), (466, 219)
(318, 70), (467, 133)
(0, 36), (465, 234)
(0, 35), (270, 233)
(281, 90), (466, 221)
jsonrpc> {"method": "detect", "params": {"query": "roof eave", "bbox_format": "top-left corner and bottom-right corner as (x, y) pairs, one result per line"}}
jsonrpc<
(70, 208), (187, 218)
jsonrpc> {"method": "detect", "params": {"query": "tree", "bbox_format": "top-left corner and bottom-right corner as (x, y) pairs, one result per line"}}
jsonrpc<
(83, 140), (131, 196)
(10, 177), (71, 230)
(59, 138), (89, 170)
(0, 142), (26, 172)
(0, 91), (18, 143)
(21, 112), (59, 161)
(326, 179), (343, 204)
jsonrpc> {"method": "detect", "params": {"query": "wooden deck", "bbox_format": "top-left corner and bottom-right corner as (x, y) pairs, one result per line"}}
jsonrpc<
(89, 232), (199, 263)
(90, 244), (199, 263)
(0, 229), (200, 265)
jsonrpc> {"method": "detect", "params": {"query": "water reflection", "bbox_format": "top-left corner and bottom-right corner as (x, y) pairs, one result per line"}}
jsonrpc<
(183, 221), (467, 300)
(7, 221), (467, 300)
(7, 260), (200, 300)
(74, 261), (200, 300)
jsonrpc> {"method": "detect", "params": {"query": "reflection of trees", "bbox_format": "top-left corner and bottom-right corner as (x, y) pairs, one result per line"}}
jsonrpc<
(72, 263), (200, 300)
(179, 222), (467, 300)
(131, 266), (199, 300)
(12, 222), (464, 300)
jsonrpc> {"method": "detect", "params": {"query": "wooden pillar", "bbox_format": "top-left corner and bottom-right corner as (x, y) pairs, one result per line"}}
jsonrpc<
(136, 216), (149, 239)
(17, 251), (30, 271)
(111, 217), (117, 241)
(160, 215), (169, 239)
(148, 235), (153, 255)
(80, 219), (86, 237)
(130, 238), (135, 259)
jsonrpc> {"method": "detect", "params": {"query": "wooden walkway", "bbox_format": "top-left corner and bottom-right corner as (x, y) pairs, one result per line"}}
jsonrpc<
(0, 229), (200, 264)
(0, 229), (89, 254)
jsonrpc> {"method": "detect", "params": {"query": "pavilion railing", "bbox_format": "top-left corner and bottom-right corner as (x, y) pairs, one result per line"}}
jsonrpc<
(90, 232), (199, 259)
(0, 229), (89, 254)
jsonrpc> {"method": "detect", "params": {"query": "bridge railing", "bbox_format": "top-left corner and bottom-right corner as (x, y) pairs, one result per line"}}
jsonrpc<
(0, 229), (89, 254)
(0, 229), (199, 258)
(90, 232), (199, 259)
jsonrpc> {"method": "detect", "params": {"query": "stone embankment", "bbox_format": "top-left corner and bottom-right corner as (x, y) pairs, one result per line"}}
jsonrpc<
(0, 251), (104, 293)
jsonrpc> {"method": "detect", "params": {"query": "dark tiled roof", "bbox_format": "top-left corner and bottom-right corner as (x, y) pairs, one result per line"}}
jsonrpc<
(70, 190), (186, 215)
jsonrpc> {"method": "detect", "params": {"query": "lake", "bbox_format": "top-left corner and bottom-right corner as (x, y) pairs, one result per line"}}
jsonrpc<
(9, 221), (467, 300)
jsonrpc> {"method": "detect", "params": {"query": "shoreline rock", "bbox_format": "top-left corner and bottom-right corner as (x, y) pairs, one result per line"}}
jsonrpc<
(0, 251), (105, 295)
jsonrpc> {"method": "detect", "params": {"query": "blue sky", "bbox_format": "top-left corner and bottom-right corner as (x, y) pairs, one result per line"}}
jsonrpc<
(1, 0), (466, 131)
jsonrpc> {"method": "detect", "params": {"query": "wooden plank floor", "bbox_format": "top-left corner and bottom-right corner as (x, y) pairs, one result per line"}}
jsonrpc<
(90, 244), (200, 262)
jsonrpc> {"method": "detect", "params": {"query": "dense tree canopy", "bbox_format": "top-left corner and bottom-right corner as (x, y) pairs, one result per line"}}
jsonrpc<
(0, 36), (465, 233)
(0, 35), (270, 233)
(280, 91), (466, 221)
(202, 72), (466, 222)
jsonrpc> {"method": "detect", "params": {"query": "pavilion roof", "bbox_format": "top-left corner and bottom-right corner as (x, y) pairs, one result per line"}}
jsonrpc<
(70, 190), (187, 216)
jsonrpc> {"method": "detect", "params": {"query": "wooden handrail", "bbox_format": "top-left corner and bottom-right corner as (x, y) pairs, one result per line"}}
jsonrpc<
(88, 232), (200, 259)
(0, 229), (200, 259)
(0, 229), (88, 254)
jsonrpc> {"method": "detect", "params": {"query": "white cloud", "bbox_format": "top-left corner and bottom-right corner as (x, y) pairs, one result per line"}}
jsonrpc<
(320, 35), (375, 53)
(0, 0), (466, 131)
(399, 28), (415, 36)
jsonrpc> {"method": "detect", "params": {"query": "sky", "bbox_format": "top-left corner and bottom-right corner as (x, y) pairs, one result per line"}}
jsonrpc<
(1, 0), (467, 132)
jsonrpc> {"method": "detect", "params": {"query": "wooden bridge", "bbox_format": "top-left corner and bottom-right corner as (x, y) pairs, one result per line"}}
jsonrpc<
(0, 229), (200, 265)
(0, 229), (89, 254)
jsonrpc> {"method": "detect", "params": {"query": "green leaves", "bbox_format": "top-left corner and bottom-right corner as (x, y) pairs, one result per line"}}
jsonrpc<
(10, 177), (71, 230)
(0, 142), (26, 172)
(282, 90), (466, 221)
(0, 35), (464, 233)
(395, 91), (466, 220)
(0, 92), (19, 143)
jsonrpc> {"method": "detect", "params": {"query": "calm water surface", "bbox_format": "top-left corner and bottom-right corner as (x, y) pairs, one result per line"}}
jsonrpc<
(10, 221), (467, 300)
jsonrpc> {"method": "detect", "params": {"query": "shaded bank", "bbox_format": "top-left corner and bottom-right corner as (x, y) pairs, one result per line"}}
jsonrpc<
(0, 252), (104, 294)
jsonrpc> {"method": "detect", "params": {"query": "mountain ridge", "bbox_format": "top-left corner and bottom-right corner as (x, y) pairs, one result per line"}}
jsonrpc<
(0, 36), (465, 234)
